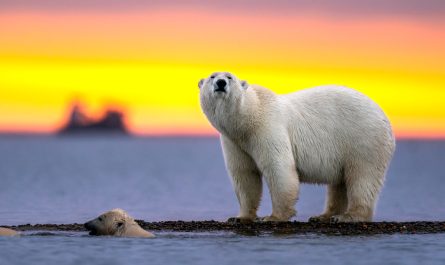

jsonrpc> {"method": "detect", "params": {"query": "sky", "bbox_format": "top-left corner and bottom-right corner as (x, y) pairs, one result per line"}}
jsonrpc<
(0, 0), (444, 137)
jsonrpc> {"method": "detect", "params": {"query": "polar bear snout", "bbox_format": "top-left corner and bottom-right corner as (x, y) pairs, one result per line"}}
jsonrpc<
(84, 220), (98, 235)
(214, 79), (227, 93)
(84, 220), (92, 230)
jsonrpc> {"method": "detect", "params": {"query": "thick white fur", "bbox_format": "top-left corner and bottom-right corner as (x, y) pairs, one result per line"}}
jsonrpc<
(0, 227), (18, 237)
(84, 209), (155, 238)
(199, 72), (395, 222)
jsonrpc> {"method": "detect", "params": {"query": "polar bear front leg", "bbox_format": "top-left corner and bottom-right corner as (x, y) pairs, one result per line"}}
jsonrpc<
(221, 136), (262, 223)
(253, 141), (299, 222)
(261, 162), (299, 222)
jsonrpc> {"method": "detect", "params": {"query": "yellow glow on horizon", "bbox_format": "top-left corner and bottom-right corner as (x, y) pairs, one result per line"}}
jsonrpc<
(1, 57), (444, 137)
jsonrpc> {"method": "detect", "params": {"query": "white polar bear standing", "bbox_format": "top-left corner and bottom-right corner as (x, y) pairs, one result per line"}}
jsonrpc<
(199, 72), (395, 223)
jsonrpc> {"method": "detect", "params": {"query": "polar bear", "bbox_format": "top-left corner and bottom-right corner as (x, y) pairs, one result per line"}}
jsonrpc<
(198, 72), (395, 223)
(0, 227), (18, 236)
(84, 209), (155, 238)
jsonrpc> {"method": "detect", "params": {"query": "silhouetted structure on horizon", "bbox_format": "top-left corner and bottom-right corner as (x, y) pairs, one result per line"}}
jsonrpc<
(59, 104), (128, 135)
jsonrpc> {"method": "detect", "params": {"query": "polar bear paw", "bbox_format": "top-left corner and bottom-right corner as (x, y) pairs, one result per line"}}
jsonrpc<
(330, 213), (369, 223)
(308, 214), (332, 223)
(227, 217), (255, 224)
(257, 215), (288, 222)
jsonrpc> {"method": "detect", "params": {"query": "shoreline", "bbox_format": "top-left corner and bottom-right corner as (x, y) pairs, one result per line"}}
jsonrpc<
(4, 221), (445, 236)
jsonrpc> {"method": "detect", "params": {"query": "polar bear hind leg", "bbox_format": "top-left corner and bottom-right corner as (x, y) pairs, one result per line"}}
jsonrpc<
(309, 182), (348, 222)
(330, 164), (385, 223)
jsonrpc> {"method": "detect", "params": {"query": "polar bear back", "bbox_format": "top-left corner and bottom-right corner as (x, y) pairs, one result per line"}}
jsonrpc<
(278, 85), (394, 184)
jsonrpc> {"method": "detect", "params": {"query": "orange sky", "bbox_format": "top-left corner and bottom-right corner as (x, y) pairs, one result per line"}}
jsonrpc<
(0, 4), (444, 138)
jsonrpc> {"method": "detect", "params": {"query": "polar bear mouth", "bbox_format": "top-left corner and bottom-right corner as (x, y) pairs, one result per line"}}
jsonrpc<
(214, 87), (226, 93)
(88, 229), (98, 236)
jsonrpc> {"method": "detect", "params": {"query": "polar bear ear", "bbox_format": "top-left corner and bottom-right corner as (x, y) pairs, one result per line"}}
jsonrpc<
(198, 78), (205, 89)
(115, 221), (125, 235)
(241, 80), (249, 89)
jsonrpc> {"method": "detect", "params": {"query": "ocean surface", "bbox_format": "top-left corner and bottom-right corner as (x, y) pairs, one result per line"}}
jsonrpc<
(0, 136), (444, 265)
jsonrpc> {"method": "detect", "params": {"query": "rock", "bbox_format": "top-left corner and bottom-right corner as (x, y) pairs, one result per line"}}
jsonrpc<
(5, 221), (445, 236)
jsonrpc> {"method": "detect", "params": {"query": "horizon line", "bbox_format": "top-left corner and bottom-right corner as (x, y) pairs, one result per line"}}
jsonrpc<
(1, 130), (445, 140)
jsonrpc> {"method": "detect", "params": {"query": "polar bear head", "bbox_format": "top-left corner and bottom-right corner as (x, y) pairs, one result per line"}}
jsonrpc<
(84, 208), (154, 238)
(198, 72), (249, 132)
(198, 72), (248, 103)
(84, 208), (129, 236)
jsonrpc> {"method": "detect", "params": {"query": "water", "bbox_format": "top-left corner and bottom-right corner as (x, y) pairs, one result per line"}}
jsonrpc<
(1, 136), (444, 265)
(1, 232), (444, 265)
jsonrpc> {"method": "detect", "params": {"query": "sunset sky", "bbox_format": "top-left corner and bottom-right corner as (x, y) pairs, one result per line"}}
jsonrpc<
(0, 0), (444, 138)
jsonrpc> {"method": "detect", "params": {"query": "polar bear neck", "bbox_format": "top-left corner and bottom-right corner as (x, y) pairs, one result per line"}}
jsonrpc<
(208, 85), (272, 141)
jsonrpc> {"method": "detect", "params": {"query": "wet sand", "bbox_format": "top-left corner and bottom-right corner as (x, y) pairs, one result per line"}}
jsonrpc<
(5, 221), (445, 235)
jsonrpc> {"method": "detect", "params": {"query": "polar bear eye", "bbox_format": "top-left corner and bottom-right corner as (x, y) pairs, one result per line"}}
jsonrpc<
(210, 75), (215, 79)
(117, 222), (124, 227)
(227, 76), (232, 80)
(98, 217), (103, 222)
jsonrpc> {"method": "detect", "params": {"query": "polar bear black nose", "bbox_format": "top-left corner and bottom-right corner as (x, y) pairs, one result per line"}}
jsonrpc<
(84, 221), (93, 230)
(215, 79), (227, 92)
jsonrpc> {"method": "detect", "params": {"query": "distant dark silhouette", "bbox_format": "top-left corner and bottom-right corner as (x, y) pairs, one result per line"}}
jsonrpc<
(59, 103), (128, 135)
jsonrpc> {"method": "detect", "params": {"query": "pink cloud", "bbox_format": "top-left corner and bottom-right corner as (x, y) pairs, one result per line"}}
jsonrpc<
(0, 0), (443, 19)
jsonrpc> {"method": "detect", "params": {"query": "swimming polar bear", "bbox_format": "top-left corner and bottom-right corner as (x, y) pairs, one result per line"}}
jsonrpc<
(199, 72), (395, 223)
(84, 209), (154, 238)
(0, 227), (18, 236)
